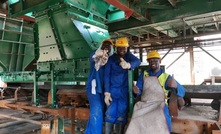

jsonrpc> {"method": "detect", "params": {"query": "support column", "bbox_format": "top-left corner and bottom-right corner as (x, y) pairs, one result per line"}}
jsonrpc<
(34, 71), (39, 106)
(189, 47), (195, 85)
(128, 70), (134, 117)
(41, 120), (51, 134)
(139, 48), (143, 62)
(53, 117), (64, 134)
(50, 63), (56, 108)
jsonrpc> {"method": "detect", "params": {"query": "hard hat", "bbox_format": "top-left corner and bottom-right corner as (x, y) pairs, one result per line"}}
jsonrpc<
(147, 50), (161, 60)
(102, 39), (114, 46)
(115, 37), (129, 47)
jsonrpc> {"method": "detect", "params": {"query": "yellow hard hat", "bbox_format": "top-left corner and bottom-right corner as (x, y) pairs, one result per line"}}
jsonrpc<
(115, 37), (129, 47)
(102, 39), (114, 46)
(147, 50), (161, 60)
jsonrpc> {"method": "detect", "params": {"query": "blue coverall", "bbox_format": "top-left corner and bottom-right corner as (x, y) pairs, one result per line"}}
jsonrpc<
(136, 69), (186, 132)
(85, 52), (106, 134)
(104, 53), (141, 124)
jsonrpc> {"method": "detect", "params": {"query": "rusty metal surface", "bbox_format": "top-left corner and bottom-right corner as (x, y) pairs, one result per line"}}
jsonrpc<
(6, 103), (67, 116)
(172, 118), (219, 134)
(0, 99), (89, 120)
(75, 108), (89, 120)
(41, 120), (51, 134)
(212, 130), (221, 134)
(57, 88), (87, 107)
(208, 123), (221, 134)
(53, 118), (59, 134)
(0, 100), (89, 134)
(65, 108), (75, 133)
(0, 83), (89, 134)
(56, 86), (86, 95)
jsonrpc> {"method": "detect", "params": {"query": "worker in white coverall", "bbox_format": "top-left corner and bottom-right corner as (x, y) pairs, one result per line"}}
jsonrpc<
(85, 39), (114, 134)
(133, 50), (186, 132)
(104, 37), (141, 134)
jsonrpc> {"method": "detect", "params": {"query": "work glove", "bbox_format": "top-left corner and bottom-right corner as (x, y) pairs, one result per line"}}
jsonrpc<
(120, 58), (131, 69)
(103, 49), (109, 56)
(101, 49), (109, 65)
(104, 92), (112, 106)
(95, 49), (104, 57)
(93, 49), (109, 71)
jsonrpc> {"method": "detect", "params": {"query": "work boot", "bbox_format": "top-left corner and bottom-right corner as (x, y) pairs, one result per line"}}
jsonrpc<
(115, 124), (125, 134)
(105, 122), (113, 134)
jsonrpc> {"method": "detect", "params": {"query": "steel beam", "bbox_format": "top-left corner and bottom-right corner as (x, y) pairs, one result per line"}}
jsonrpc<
(166, 52), (185, 69)
(105, 0), (133, 19)
(161, 49), (172, 60)
(105, 0), (149, 21)
(183, 85), (221, 99)
(198, 46), (221, 64)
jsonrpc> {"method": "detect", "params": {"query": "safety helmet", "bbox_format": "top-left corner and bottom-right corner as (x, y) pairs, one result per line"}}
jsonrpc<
(115, 37), (129, 47)
(147, 50), (161, 60)
(101, 38), (114, 46)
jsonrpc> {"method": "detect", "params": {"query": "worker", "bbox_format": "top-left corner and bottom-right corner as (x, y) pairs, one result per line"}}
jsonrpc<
(104, 37), (141, 134)
(84, 39), (114, 134)
(133, 50), (186, 132)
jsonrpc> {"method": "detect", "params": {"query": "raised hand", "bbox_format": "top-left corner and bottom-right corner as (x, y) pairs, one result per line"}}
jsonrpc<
(167, 74), (177, 89)
(120, 58), (131, 69)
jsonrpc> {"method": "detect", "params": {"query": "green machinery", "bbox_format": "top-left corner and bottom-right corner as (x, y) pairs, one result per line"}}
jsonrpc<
(0, 0), (122, 108)
(3, 0), (221, 108)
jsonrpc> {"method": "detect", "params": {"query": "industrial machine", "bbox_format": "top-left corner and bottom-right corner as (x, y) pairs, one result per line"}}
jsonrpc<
(0, 0), (220, 133)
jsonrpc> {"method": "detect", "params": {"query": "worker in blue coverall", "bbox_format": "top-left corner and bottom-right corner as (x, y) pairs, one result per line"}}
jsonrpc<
(133, 50), (186, 132)
(104, 37), (141, 134)
(85, 39), (114, 134)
